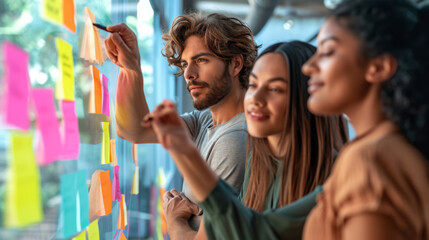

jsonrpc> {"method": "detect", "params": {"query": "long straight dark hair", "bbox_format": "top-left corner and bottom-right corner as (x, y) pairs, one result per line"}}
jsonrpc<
(244, 41), (348, 212)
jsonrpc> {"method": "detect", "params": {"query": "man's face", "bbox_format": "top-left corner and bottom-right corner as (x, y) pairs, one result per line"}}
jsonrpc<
(180, 35), (232, 110)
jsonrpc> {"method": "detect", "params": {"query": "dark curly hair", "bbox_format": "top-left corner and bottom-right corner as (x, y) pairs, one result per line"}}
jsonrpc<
(161, 13), (260, 89)
(330, 0), (429, 160)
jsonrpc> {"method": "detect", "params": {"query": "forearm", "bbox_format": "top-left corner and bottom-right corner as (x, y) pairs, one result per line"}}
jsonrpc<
(169, 146), (219, 203)
(115, 68), (156, 143)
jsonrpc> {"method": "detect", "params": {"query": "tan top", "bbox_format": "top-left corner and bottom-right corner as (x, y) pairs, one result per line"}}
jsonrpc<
(303, 121), (429, 240)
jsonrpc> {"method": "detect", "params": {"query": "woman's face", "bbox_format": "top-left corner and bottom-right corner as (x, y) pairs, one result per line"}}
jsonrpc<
(302, 17), (371, 116)
(244, 52), (289, 140)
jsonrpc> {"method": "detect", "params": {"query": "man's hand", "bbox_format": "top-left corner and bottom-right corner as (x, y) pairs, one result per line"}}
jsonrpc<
(163, 189), (200, 221)
(104, 23), (141, 71)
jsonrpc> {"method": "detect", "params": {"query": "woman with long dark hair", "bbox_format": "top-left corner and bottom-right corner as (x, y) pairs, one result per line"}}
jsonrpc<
(156, 41), (347, 240)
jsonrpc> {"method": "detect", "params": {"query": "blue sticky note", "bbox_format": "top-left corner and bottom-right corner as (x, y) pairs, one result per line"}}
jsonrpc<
(77, 170), (89, 230)
(60, 170), (89, 238)
(61, 172), (78, 238)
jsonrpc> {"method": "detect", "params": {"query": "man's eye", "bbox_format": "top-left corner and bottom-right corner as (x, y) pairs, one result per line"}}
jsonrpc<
(181, 63), (188, 68)
(197, 58), (207, 63)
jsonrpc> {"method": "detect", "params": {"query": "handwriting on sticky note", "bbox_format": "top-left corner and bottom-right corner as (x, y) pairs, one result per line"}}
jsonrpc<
(42, 0), (63, 24)
(2, 42), (30, 130)
(56, 38), (75, 101)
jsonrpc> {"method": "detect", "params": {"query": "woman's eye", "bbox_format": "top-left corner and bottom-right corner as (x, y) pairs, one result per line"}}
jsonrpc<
(320, 50), (334, 57)
(248, 83), (257, 89)
(270, 88), (282, 92)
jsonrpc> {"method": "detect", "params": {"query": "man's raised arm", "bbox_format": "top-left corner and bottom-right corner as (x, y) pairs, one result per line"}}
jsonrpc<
(105, 23), (158, 143)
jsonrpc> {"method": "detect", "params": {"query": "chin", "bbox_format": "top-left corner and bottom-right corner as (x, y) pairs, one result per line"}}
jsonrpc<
(307, 100), (341, 116)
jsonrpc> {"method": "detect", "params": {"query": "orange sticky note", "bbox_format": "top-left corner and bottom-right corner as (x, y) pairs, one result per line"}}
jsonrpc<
(120, 232), (127, 240)
(62, 0), (76, 32)
(132, 144), (138, 164)
(160, 188), (167, 235)
(89, 66), (102, 114)
(99, 170), (112, 215)
(110, 139), (117, 166)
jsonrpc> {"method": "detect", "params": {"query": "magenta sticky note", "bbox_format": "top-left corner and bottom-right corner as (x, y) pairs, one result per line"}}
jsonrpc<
(112, 165), (122, 202)
(102, 74), (110, 117)
(59, 100), (80, 160)
(2, 42), (30, 130)
(31, 88), (62, 165)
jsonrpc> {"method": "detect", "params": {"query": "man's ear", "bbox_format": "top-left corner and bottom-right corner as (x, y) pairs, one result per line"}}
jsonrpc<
(365, 54), (398, 83)
(230, 55), (244, 78)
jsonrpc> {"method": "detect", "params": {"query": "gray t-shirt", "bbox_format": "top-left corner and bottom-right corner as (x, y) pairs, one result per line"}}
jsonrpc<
(181, 109), (247, 204)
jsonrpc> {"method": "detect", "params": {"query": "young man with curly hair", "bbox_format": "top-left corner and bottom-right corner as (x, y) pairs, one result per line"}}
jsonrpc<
(104, 13), (259, 239)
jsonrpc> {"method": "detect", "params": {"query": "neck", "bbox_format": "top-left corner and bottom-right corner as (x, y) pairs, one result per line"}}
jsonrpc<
(267, 134), (287, 159)
(345, 84), (388, 137)
(210, 86), (246, 126)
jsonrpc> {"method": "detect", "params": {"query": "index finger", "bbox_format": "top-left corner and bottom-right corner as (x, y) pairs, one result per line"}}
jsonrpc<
(106, 23), (132, 34)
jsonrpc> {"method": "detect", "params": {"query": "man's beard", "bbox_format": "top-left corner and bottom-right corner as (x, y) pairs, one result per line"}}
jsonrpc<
(187, 67), (232, 110)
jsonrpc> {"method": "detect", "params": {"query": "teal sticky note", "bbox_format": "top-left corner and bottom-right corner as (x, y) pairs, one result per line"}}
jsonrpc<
(77, 170), (89, 230)
(61, 172), (78, 238)
(60, 170), (89, 238)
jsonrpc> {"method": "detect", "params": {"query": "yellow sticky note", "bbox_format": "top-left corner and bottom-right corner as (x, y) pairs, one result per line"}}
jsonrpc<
(101, 122), (110, 164)
(4, 132), (43, 227)
(87, 219), (100, 240)
(131, 166), (139, 195)
(56, 38), (75, 100)
(42, 0), (63, 24)
(72, 230), (87, 240)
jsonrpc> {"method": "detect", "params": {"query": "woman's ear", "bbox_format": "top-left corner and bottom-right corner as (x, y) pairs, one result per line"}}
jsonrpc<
(230, 55), (244, 78)
(365, 54), (398, 83)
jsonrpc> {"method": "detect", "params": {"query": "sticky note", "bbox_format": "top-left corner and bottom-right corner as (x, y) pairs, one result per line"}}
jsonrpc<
(118, 198), (125, 230)
(62, 0), (76, 32)
(102, 74), (110, 116)
(56, 38), (75, 100)
(31, 88), (61, 165)
(89, 171), (104, 219)
(122, 194), (127, 227)
(42, 0), (63, 24)
(120, 232), (127, 240)
(4, 132), (43, 227)
(110, 139), (117, 166)
(72, 230), (86, 240)
(59, 100), (80, 160)
(87, 219), (100, 240)
(160, 187), (167, 235)
(89, 66), (102, 114)
(2, 42), (30, 130)
(131, 166), (139, 195)
(80, 7), (104, 65)
(132, 144), (138, 164)
(111, 165), (122, 202)
(99, 170), (112, 215)
(101, 122), (110, 164)
(60, 170), (89, 238)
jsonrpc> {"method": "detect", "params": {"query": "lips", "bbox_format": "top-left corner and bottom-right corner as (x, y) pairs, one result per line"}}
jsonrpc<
(188, 85), (205, 92)
(247, 109), (269, 121)
(307, 79), (324, 94)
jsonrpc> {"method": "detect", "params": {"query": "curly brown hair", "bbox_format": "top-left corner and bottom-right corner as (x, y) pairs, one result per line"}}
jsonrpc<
(161, 13), (259, 89)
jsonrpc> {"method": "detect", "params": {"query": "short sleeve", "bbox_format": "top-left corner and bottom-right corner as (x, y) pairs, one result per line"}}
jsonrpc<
(332, 142), (426, 236)
(181, 109), (211, 139)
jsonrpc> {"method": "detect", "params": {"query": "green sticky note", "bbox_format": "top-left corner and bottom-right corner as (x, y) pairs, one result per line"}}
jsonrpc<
(72, 230), (87, 240)
(87, 219), (100, 240)
(4, 132), (43, 227)
(101, 122), (110, 164)
(56, 38), (75, 100)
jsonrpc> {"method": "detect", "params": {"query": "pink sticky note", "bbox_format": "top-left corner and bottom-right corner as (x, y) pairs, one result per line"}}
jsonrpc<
(2, 42), (30, 130)
(102, 74), (110, 116)
(31, 88), (62, 165)
(59, 100), (80, 160)
(111, 165), (122, 202)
